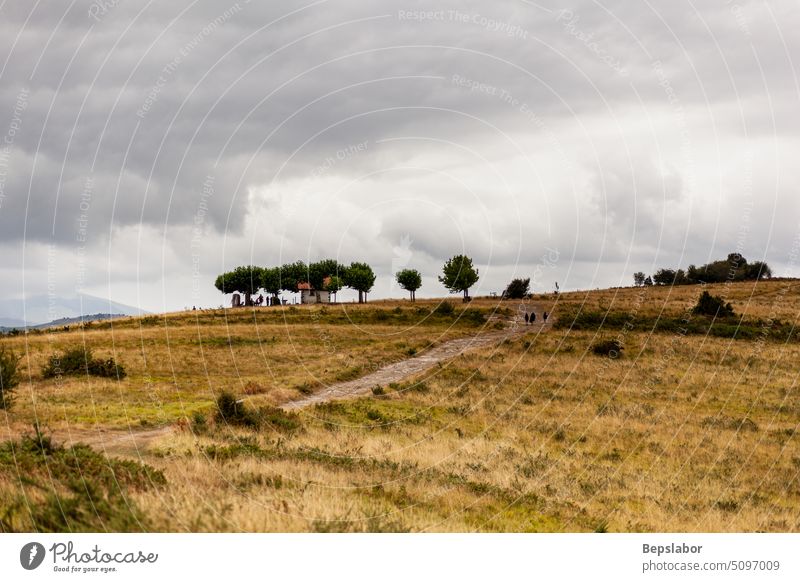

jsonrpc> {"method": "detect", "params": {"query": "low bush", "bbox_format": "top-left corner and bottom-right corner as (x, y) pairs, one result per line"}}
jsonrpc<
(87, 357), (127, 379)
(0, 347), (21, 409)
(0, 427), (165, 532)
(693, 290), (735, 318)
(433, 301), (455, 315)
(215, 391), (258, 427)
(41, 346), (126, 380)
(592, 339), (624, 358)
(215, 391), (300, 432)
(190, 411), (208, 434)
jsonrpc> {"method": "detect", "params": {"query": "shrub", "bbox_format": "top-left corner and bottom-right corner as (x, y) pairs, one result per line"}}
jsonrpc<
(87, 357), (127, 379)
(461, 309), (486, 325)
(215, 391), (258, 427)
(503, 278), (531, 299)
(190, 411), (208, 433)
(692, 291), (735, 318)
(256, 405), (300, 432)
(214, 391), (299, 431)
(433, 301), (455, 315)
(0, 347), (21, 410)
(0, 427), (165, 532)
(42, 346), (89, 378)
(592, 339), (624, 358)
(42, 346), (126, 380)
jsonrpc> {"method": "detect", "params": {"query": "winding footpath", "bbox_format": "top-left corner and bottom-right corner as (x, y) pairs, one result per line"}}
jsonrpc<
(28, 309), (552, 454)
(281, 313), (546, 410)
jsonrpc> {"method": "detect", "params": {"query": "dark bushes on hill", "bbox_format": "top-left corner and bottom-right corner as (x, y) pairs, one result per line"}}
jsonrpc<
(41, 346), (126, 380)
(692, 291), (735, 318)
(636, 253), (772, 287)
(592, 339), (624, 358)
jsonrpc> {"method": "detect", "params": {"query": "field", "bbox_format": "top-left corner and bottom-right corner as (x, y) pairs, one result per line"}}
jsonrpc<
(1, 280), (799, 532)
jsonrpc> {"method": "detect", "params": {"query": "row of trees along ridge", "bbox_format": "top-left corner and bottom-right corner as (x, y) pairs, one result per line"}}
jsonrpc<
(634, 253), (772, 287)
(215, 254), (480, 305)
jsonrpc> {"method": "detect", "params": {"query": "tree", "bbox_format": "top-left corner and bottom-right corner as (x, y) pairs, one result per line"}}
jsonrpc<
(214, 265), (264, 306)
(747, 261), (772, 280)
(503, 277), (530, 299)
(343, 262), (376, 303)
(309, 259), (340, 290)
(324, 275), (343, 302)
(279, 261), (308, 293)
(396, 268), (422, 302)
(439, 254), (479, 301)
(0, 347), (20, 410)
(652, 268), (677, 286)
(633, 272), (646, 287)
(643, 276), (653, 286)
(261, 267), (282, 305)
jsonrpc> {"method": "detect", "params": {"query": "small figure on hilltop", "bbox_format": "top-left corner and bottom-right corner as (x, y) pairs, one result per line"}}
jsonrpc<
(530, 312), (536, 324)
(524, 313), (529, 324)
(543, 311), (548, 323)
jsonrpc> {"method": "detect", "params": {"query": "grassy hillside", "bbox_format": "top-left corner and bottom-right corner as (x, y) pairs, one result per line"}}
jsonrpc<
(1, 281), (799, 532)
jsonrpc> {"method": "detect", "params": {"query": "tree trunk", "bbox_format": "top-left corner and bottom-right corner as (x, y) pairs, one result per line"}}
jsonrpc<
(245, 294), (253, 306)
(358, 290), (363, 303)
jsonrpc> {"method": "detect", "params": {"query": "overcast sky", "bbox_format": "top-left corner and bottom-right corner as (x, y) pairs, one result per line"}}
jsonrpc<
(0, 0), (798, 312)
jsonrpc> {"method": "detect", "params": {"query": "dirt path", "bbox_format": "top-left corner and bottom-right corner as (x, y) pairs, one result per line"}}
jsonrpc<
(9, 309), (551, 453)
(54, 425), (174, 456)
(281, 313), (548, 411)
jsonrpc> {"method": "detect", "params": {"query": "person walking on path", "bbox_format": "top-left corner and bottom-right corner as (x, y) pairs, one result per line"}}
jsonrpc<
(543, 311), (548, 323)
(530, 312), (536, 324)
(524, 312), (529, 324)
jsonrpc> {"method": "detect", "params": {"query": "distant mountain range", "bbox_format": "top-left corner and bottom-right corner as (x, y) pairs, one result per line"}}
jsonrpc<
(0, 294), (146, 328)
(0, 313), (130, 332)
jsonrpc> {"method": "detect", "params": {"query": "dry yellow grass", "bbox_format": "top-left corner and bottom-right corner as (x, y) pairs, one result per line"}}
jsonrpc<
(1, 281), (799, 532)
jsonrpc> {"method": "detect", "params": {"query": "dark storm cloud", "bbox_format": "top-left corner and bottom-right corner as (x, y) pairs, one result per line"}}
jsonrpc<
(0, 0), (797, 306)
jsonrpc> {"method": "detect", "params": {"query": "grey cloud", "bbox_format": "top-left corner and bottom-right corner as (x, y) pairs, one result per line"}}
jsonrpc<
(0, 0), (797, 309)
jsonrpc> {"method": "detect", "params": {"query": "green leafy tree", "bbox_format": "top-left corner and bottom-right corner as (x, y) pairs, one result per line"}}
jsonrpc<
(309, 259), (341, 290)
(214, 265), (264, 306)
(652, 268), (677, 286)
(747, 261), (772, 280)
(343, 262), (376, 303)
(503, 277), (530, 299)
(279, 261), (308, 293)
(633, 272), (646, 287)
(643, 276), (653, 286)
(261, 267), (282, 305)
(0, 347), (20, 410)
(395, 269), (422, 302)
(324, 275), (343, 302)
(439, 254), (479, 301)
